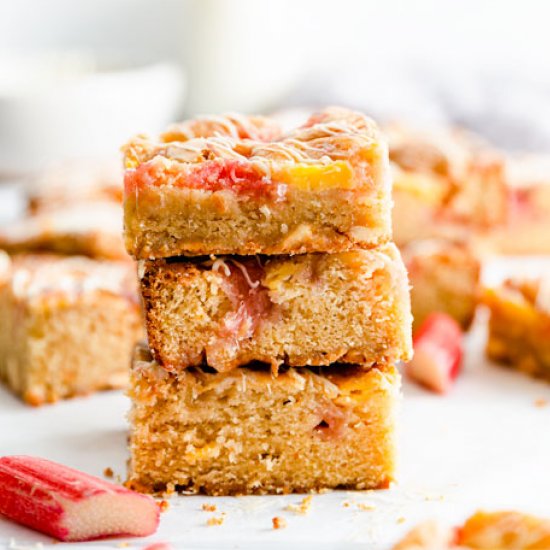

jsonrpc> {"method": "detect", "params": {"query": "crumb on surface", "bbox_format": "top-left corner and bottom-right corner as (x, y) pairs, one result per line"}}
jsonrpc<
(158, 500), (170, 512)
(272, 516), (287, 530)
(423, 493), (445, 501)
(207, 515), (225, 526)
(202, 503), (217, 512)
(397, 516), (406, 524)
(116, 543), (129, 548)
(535, 398), (548, 408)
(343, 500), (351, 508)
(103, 467), (114, 478)
(285, 495), (313, 515)
(357, 502), (376, 511)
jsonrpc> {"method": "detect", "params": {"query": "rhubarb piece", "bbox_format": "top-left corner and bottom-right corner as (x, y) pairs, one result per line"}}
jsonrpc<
(127, 343), (400, 495)
(0, 455), (159, 541)
(387, 123), (507, 247)
(402, 239), (480, 332)
(123, 107), (392, 258)
(406, 313), (463, 394)
(485, 277), (550, 382)
(0, 252), (142, 405)
(139, 244), (412, 372)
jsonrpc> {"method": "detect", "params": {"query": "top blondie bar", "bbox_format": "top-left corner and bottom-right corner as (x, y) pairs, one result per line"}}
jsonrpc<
(123, 107), (392, 258)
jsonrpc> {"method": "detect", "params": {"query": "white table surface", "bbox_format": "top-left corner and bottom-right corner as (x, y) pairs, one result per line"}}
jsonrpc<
(0, 194), (549, 549)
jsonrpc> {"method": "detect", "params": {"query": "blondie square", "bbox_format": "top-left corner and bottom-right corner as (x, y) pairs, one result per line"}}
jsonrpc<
(127, 343), (400, 495)
(387, 124), (507, 246)
(27, 159), (123, 213)
(0, 201), (127, 261)
(0, 252), (142, 405)
(403, 239), (480, 332)
(485, 277), (550, 381)
(483, 154), (550, 254)
(123, 107), (392, 258)
(139, 244), (412, 372)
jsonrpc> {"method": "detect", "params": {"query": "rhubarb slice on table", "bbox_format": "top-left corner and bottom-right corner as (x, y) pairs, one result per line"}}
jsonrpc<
(405, 312), (464, 394)
(0, 456), (159, 542)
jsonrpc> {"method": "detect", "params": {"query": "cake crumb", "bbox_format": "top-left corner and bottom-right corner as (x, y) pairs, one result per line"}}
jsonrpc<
(103, 467), (114, 478)
(272, 516), (287, 529)
(202, 503), (217, 512)
(117, 543), (129, 548)
(357, 502), (376, 511)
(535, 398), (548, 408)
(285, 495), (313, 515)
(424, 493), (445, 501)
(158, 500), (170, 513)
(207, 515), (225, 526)
(342, 500), (351, 508)
(397, 516), (406, 524)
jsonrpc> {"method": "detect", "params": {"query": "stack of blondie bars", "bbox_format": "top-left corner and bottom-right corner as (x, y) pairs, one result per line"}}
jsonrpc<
(123, 108), (412, 495)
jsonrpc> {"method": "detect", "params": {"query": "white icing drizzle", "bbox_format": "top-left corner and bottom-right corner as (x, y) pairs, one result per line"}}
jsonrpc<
(206, 257), (261, 289)
(230, 259), (261, 289)
(7, 256), (133, 301)
(127, 108), (379, 180)
(162, 112), (278, 142)
(211, 258), (231, 277)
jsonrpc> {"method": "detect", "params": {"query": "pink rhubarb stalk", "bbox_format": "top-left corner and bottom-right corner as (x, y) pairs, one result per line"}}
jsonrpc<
(0, 455), (159, 541)
(406, 312), (464, 394)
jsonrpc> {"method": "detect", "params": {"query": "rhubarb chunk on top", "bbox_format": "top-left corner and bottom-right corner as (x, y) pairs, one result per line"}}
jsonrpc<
(123, 108), (392, 259)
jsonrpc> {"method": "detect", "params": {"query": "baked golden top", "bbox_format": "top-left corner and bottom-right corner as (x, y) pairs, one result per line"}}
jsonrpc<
(123, 107), (387, 195)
